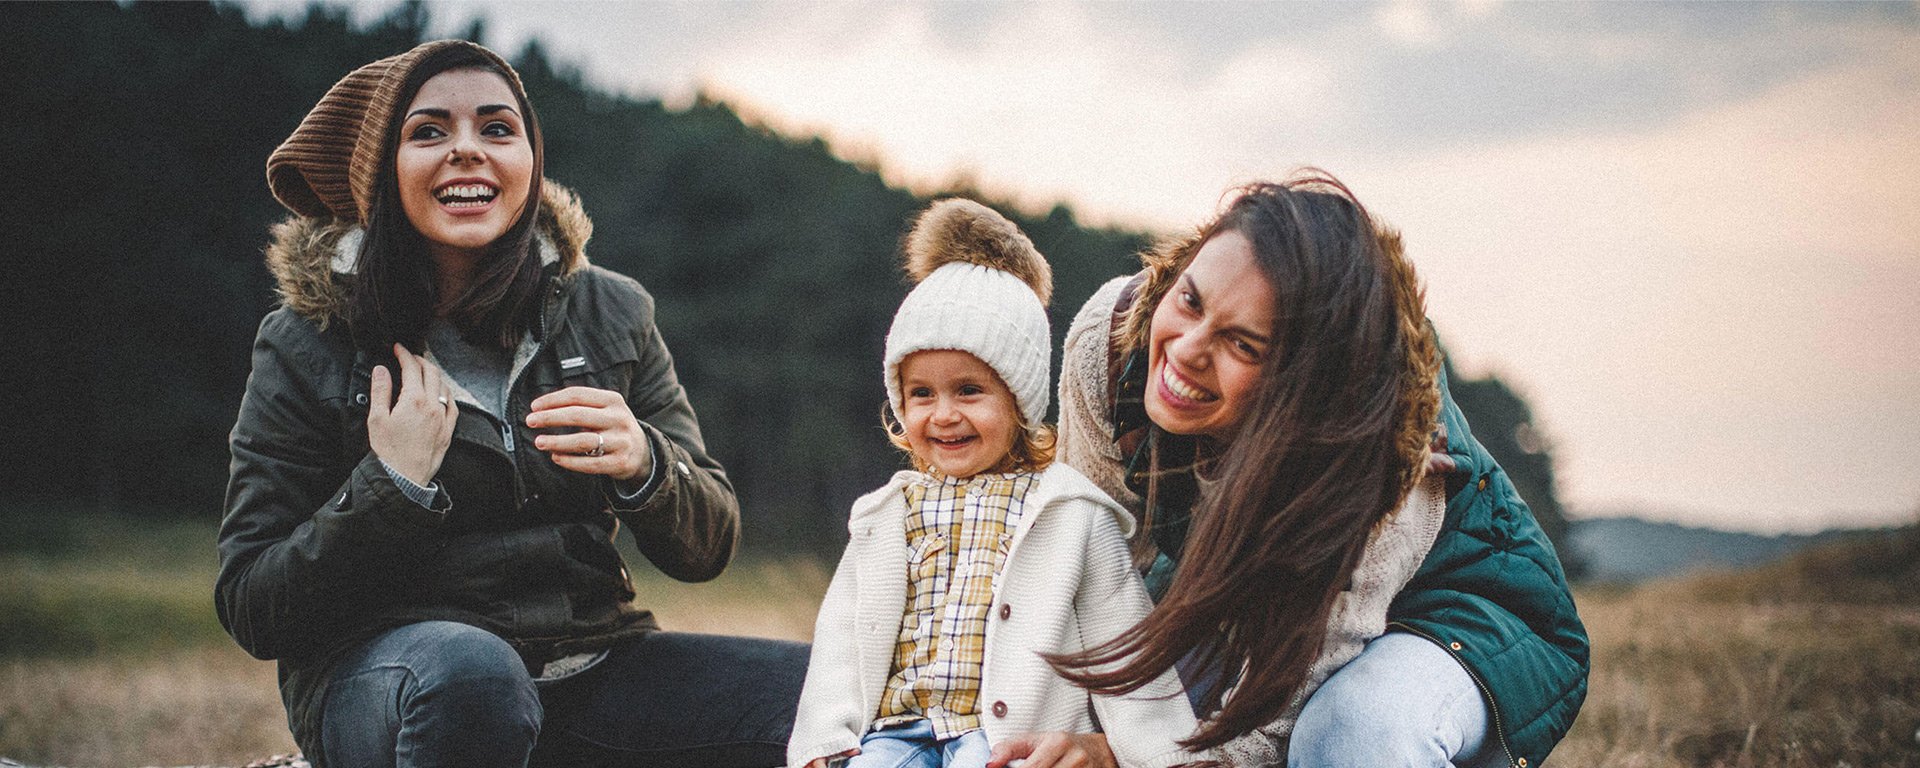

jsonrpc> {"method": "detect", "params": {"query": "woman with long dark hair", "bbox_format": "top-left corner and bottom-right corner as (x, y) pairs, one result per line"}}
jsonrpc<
(217, 40), (805, 767)
(989, 174), (1587, 768)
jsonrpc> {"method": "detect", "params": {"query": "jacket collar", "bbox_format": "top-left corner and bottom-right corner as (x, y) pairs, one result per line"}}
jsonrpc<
(327, 228), (562, 276)
(264, 181), (594, 326)
(848, 465), (1137, 540)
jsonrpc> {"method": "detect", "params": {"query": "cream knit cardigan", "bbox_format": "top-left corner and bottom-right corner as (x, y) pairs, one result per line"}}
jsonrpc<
(1057, 276), (1447, 767)
(788, 463), (1202, 768)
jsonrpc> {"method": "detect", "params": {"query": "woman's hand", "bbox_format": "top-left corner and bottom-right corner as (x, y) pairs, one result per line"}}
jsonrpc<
(527, 386), (654, 483)
(988, 732), (1115, 768)
(804, 748), (860, 768)
(367, 343), (457, 485)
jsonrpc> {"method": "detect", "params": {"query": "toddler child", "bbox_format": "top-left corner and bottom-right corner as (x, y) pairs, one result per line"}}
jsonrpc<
(788, 200), (1200, 768)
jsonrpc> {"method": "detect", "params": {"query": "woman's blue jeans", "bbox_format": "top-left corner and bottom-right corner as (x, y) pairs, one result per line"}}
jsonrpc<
(313, 621), (808, 768)
(1286, 632), (1502, 768)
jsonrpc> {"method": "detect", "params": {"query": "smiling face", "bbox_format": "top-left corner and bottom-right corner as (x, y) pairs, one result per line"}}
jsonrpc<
(1145, 229), (1279, 442)
(395, 68), (534, 264)
(898, 350), (1022, 479)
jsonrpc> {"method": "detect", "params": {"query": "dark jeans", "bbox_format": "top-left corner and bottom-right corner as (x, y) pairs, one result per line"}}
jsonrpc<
(314, 621), (808, 768)
(1176, 639), (1236, 713)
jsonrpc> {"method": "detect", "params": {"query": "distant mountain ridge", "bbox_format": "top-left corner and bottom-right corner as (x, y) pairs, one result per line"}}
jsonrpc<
(1567, 516), (1891, 583)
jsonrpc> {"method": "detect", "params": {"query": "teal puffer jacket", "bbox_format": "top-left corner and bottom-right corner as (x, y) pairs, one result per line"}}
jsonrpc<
(1386, 369), (1589, 768)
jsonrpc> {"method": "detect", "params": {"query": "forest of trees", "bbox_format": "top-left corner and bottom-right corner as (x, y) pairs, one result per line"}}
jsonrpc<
(3, 1), (1575, 569)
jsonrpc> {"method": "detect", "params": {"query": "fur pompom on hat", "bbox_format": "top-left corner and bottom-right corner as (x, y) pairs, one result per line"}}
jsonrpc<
(903, 198), (1052, 306)
(885, 199), (1054, 426)
(266, 39), (524, 222)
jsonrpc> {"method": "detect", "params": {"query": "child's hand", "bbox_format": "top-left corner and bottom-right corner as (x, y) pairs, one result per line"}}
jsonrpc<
(805, 747), (860, 768)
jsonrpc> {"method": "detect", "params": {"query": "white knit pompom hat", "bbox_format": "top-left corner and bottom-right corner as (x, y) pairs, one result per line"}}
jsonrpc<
(884, 199), (1054, 426)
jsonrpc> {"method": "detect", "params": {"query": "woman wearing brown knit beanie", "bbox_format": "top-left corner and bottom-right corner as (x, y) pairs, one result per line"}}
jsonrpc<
(217, 40), (806, 768)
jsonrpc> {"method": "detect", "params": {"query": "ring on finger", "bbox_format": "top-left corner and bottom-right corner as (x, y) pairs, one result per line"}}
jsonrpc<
(436, 395), (450, 406)
(585, 432), (605, 457)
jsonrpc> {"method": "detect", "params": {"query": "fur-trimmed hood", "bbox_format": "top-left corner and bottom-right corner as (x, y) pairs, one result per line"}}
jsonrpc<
(263, 181), (594, 324)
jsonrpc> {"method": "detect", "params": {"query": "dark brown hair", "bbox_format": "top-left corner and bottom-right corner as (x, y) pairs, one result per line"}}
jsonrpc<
(1053, 171), (1440, 750)
(348, 45), (547, 352)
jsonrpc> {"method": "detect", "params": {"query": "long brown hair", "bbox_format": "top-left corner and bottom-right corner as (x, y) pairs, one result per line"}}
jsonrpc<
(1054, 172), (1440, 750)
(348, 44), (547, 352)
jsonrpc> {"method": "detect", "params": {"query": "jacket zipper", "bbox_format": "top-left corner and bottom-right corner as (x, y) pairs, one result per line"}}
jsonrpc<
(496, 277), (560, 508)
(452, 402), (516, 463)
(358, 361), (517, 483)
(1387, 621), (1521, 768)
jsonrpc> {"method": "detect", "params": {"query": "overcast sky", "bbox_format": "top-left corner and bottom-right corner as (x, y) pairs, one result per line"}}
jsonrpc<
(244, 0), (1920, 534)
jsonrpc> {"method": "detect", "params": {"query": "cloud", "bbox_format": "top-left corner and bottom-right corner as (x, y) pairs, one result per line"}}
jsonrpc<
(1372, 1), (1443, 47)
(1113, 2), (1920, 147)
(689, 2), (1294, 226)
(1341, 36), (1920, 532)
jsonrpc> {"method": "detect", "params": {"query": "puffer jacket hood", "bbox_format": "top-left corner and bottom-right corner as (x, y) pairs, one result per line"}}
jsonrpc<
(262, 181), (593, 325)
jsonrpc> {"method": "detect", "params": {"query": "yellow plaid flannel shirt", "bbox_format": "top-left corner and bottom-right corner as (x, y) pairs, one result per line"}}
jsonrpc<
(871, 472), (1038, 739)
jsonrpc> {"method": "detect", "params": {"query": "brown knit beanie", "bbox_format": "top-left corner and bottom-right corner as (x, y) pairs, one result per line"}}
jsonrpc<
(266, 39), (526, 222)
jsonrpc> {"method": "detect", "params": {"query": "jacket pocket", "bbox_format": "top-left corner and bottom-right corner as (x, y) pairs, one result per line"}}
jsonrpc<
(545, 327), (642, 394)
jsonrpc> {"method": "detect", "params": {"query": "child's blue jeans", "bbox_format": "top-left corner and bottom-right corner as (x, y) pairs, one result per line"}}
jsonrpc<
(845, 720), (991, 768)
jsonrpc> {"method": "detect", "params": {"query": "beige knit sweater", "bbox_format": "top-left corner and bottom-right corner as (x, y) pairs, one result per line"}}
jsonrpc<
(1057, 276), (1446, 766)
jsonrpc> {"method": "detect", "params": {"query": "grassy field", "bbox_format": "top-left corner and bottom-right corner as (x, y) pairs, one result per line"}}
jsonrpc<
(1553, 528), (1920, 768)
(0, 510), (829, 767)
(2, 512), (1916, 766)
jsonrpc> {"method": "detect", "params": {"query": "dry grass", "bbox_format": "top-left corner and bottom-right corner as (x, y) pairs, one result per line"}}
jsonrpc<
(0, 509), (828, 767)
(1554, 529), (1920, 768)
(5, 515), (1919, 767)
(0, 647), (294, 767)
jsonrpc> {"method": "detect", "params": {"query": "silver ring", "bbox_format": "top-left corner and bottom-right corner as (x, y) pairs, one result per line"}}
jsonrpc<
(587, 432), (605, 457)
(436, 396), (450, 406)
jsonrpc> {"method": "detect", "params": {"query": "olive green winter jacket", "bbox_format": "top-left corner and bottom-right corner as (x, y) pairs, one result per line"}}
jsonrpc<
(214, 185), (739, 757)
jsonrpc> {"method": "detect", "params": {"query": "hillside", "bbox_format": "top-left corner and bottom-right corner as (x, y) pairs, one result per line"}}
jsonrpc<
(1567, 517), (1891, 583)
(2, 0), (1579, 560)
